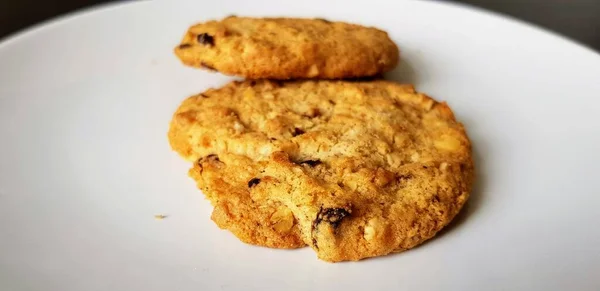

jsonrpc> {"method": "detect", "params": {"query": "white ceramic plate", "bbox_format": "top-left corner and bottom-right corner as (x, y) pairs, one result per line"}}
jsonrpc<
(1, 0), (600, 290)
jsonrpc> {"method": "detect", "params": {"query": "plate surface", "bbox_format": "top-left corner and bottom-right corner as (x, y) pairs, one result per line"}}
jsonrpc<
(1, 0), (600, 290)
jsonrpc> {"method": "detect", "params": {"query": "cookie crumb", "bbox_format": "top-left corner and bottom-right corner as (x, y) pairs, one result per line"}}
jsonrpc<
(154, 214), (168, 220)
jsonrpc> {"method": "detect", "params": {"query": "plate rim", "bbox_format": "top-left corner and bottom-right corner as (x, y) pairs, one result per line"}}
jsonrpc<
(0, 0), (599, 62)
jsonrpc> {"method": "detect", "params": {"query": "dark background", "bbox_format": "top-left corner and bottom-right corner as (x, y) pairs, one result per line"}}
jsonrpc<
(1, 0), (599, 52)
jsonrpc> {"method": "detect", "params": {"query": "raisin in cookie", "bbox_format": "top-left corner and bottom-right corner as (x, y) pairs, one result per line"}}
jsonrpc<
(168, 80), (474, 262)
(174, 16), (399, 79)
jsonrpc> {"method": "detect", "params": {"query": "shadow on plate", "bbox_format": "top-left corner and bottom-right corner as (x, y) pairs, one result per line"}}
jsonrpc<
(383, 58), (420, 85)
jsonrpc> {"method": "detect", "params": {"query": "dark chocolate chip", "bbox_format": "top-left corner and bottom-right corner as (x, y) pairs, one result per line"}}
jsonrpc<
(328, 100), (336, 105)
(199, 93), (209, 98)
(316, 18), (332, 23)
(292, 128), (305, 137)
(178, 43), (192, 49)
(312, 207), (351, 230)
(196, 33), (214, 46)
(299, 160), (321, 167)
(247, 178), (261, 188)
(311, 206), (351, 249)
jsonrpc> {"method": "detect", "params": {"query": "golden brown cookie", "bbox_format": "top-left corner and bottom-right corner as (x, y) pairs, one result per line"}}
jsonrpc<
(168, 80), (474, 262)
(189, 153), (305, 249)
(174, 16), (399, 79)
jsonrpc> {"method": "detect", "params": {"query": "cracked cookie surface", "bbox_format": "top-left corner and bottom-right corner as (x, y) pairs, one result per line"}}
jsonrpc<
(169, 80), (474, 262)
(174, 16), (399, 79)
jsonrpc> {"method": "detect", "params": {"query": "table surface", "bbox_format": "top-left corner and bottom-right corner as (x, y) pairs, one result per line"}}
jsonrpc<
(1, 0), (599, 52)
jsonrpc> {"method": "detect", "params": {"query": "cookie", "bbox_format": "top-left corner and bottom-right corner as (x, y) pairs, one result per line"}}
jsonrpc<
(174, 16), (399, 79)
(168, 80), (474, 262)
(189, 153), (305, 249)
